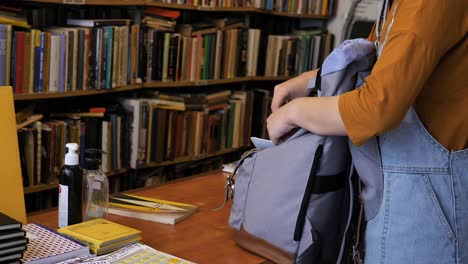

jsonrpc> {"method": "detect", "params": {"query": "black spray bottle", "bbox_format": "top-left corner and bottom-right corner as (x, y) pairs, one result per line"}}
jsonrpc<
(58, 143), (83, 227)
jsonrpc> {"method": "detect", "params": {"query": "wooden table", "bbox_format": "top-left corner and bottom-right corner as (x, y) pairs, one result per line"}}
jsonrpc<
(28, 172), (266, 264)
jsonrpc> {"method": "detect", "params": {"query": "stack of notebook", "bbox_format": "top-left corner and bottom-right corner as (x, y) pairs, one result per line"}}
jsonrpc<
(0, 212), (28, 264)
(58, 218), (142, 255)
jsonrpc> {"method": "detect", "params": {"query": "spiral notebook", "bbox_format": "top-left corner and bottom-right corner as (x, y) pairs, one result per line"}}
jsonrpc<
(21, 223), (90, 264)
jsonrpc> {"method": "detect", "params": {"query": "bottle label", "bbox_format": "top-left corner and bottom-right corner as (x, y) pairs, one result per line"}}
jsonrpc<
(58, 184), (68, 227)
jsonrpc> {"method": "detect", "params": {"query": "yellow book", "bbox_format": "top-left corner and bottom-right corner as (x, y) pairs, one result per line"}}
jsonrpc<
(0, 88), (26, 224)
(0, 17), (30, 28)
(58, 218), (141, 249)
(108, 194), (198, 225)
(90, 236), (142, 255)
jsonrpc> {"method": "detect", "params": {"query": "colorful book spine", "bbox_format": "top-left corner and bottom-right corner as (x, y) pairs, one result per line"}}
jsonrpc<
(37, 32), (45, 92)
(105, 27), (113, 89)
(0, 25), (7, 85)
(77, 29), (84, 91)
(58, 34), (66, 92)
(14, 32), (25, 94)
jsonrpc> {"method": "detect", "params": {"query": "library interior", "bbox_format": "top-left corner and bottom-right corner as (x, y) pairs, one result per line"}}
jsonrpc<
(0, 0), (466, 263)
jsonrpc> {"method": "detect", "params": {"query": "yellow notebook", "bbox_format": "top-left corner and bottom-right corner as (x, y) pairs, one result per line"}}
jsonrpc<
(108, 194), (198, 225)
(90, 236), (142, 255)
(0, 88), (26, 224)
(58, 218), (141, 249)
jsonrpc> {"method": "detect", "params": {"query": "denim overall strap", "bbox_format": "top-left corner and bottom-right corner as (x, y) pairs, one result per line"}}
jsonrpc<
(364, 108), (468, 264)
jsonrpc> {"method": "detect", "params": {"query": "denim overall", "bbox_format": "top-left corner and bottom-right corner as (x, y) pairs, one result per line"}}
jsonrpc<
(363, 108), (468, 264)
(348, 1), (468, 263)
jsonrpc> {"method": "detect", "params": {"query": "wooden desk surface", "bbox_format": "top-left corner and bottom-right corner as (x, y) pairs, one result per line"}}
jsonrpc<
(27, 172), (265, 264)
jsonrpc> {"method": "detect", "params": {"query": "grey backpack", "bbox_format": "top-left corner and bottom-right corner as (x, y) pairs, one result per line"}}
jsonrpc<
(226, 39), (377, 263)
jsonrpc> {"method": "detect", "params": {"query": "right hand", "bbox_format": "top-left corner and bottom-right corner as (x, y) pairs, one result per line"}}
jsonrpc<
(271, 69), (319, 112)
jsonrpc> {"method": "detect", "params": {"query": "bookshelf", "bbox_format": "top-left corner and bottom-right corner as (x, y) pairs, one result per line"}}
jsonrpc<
(6, 0), (336, 213)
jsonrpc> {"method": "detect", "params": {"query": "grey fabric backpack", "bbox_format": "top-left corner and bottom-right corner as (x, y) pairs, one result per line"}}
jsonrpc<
(225, 38), (377, 263)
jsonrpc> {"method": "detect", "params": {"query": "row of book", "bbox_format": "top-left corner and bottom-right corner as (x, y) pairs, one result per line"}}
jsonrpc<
(18, 89), (254, 187)
(260, 0), (336, 16)
(18, 109), (130, 187)
(265, 30), (333, 77)
(1, 7), (334, 94)
(121, 90), (253, 169)
(141, 25), (262, 82)
(148, 0), (336, 15)
(0, 19), (140, 94)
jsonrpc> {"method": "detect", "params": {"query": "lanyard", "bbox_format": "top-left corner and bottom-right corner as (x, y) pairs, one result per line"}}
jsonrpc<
(375, 0), (399, 58)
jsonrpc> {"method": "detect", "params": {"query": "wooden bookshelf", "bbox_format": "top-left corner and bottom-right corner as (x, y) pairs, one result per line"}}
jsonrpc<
(27, 0), (145, 5)
(138, 147), (246, 169)
(14, 84), (141, 101)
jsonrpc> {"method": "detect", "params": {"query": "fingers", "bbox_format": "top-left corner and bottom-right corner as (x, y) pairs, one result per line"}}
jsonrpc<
(271, 84), (287, 112)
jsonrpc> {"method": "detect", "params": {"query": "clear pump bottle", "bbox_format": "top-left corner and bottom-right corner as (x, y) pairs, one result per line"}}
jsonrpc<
(83, 149), (109, 221)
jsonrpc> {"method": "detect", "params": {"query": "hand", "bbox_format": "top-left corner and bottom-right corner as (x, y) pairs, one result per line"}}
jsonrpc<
(271, 69), (318, 112)
(266, 102), (297, 145)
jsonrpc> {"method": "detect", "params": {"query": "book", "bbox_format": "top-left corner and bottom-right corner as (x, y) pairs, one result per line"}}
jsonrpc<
(21, 223), (89, 264)
(55, 243), (193, 264)
(0, 228), (25, 241)
(108, 193), (198, 225)
(0, 237), (28, 250)
(57, 218), (141, 249)
(90, 236), (141, 255)
(0, 244), (26, 257)
(0, 212), (22, 231)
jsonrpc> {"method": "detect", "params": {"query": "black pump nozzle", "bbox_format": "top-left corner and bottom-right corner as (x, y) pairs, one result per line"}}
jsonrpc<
(84, 148), (105, 170)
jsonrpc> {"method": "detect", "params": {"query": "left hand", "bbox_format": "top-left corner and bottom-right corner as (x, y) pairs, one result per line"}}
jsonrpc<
(266, 102), (297, 145)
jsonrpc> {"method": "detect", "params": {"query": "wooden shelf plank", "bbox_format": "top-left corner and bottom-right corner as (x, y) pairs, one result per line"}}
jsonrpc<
(24, 183), (59, 194)
(143, 77), (251, 88)
(27, 0), (145, 5)
(24, 169), (131, 194)
(143, 76), (289, 88)
(145, 1), (330, 19)
(144, 1), (256, 12)
(14, 84), (141, 101)
(13, 77), (290, 100)
(138, 147), (246, 169)
(259, 10), (331, 19)
(28, 0), (330, 19)
(106, 168), (131, 177)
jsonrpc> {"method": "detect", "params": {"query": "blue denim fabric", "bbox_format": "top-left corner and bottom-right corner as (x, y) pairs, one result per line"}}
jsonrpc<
(364, 107), (468, 263)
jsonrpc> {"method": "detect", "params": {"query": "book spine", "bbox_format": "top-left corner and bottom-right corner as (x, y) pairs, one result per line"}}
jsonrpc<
(14, 32), (25, 94)
(37, 32), (45, 92)
(0, 25), (7, 85)
(23, 32), (32, 94)
(162, 33), (170, 82)
(66, 31), (73, 91)
(59, 34), (66, 92)
(77, 30), (84, 91)
(5, 25), (11, 86)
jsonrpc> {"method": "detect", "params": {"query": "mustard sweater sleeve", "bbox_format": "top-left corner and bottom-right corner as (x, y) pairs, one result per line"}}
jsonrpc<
(339, 32), (440, 146)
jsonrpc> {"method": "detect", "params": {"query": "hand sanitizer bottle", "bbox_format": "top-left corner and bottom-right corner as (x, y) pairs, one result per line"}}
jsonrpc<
(59, 143), (83, 227)
(83, 149), (109, 221)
